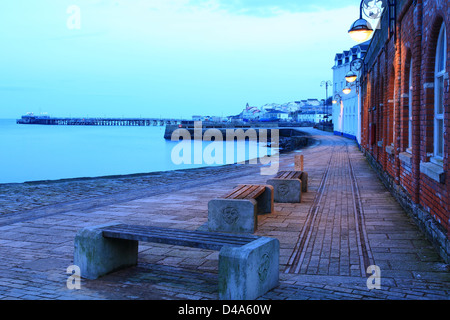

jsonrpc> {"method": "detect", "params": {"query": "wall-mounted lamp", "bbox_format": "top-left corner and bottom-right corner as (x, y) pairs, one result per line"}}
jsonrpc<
(345, 71), (358, 83)
(332, 94), (342, 104)
(349, 1), (396, 42)
(348, 17), (373, 43)
(342, 80), (361, 95)
(342, 86), (352, 95)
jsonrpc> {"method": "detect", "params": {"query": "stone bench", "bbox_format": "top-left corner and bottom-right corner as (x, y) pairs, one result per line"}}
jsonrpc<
(208, 184), (274, 234)
(267, 171), (308, 203)
(74, 223), (279, 300)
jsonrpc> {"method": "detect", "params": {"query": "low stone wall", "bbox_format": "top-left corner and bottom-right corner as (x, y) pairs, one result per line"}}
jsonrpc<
(0, 131), (314, 219)
(363, 150), (449, 264)
(0, 164), (260, 218)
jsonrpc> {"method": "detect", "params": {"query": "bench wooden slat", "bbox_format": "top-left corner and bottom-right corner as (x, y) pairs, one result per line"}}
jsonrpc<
(108, 224), (258, 244)
(101, 224), (258, 251)
(286, 172), (298, 179)
(222, 184), (265, 200)
(222, 185), (247, 199)
(103, 224), (257, 244)
(279, 172), (290, 179)
(240, 185), (265, 200)
(229, 185), (256, 199)
(234, 185), (259, 199)
(276, 171), (302, 180)
(102, 230), (246, 251)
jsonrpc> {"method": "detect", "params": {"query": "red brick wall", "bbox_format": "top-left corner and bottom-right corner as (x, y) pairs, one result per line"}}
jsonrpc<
(360, 0), (449, 238)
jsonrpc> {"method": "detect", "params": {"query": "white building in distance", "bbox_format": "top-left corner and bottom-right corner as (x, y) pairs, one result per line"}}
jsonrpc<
(332, 41), (370, 144)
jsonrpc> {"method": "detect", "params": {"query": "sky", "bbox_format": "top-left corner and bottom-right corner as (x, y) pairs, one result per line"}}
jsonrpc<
(0, 0), (364, 119)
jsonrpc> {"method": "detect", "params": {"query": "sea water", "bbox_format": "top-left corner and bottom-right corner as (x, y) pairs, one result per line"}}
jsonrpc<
(0, 119), (271, 184)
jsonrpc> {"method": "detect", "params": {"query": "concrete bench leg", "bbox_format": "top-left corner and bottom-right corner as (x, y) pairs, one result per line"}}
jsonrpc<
(74, 223), (138, 280)
(301, 172), (308, 193)
(255, 185), (274, 215)
(208, 199), (257, 233)
(266, 178), (302, 203)
(218, 237), (280, 300)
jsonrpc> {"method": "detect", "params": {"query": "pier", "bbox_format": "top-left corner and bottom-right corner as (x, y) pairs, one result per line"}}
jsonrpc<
(16, 115), (184, 127)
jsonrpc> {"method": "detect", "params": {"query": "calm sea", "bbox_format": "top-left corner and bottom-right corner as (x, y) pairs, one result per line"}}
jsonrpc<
(0, 119), (270, 184)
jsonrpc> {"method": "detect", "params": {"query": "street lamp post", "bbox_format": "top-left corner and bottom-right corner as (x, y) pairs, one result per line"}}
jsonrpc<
(321, 80), (332, 120)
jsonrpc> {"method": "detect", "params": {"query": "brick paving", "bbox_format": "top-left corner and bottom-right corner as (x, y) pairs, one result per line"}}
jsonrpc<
(0, 128), (448, 300)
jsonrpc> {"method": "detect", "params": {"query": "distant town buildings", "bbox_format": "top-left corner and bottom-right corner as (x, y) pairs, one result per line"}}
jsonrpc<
(221, 99), (328, 123)
(241, 103), (262, 120)
(193, 100), (329, 123)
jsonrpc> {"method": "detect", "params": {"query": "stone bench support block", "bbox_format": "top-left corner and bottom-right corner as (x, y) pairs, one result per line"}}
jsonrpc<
(266, 178), (302, 203)
(255, 185), (274, 214)
(218, 237), (280, 300)
(208, 186), (273, 234)
(74, 223), (138, 280)
(300, 172), (308, 193)
(208, 199), (258, 234)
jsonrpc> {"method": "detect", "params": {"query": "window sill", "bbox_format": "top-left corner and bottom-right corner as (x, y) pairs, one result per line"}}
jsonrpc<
(430, 156), (443, 166)
(386, 145), (395, 156)
(399, 152), (412, 168)
(420, 160), (445, 184)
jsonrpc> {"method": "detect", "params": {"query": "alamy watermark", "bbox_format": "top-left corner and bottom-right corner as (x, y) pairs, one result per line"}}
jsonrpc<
(67, 5), (81, 30)
(362, 0), (387, 30)
(366, 265), (381, 290)
(170, 121), (279, 176)
(66, 265), (81, 290)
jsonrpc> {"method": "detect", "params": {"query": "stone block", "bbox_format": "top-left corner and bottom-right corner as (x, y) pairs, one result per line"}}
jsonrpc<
(255, 185), (274, 215)
(74, 223), (138, 280)
(300, 172), (308, 193)
(208, 199), (258, 234)
(266, 178), (302, 203)
(218, 236), (280, 300)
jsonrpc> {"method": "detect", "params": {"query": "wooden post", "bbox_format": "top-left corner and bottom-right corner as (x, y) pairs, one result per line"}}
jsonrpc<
(295, 155), (304, 171)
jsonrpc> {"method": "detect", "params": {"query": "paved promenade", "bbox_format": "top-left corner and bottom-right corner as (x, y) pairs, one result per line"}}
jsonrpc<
(0, 128), (449, 300)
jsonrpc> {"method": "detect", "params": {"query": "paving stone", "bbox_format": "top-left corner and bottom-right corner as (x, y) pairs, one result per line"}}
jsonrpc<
(0, 128), (448, 300)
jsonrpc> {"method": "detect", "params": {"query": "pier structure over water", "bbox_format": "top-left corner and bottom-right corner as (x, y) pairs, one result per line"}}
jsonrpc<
(16, 115), (184, 127)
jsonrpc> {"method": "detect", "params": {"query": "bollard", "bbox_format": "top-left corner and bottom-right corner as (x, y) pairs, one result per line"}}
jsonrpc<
(295, 155), (304, 171)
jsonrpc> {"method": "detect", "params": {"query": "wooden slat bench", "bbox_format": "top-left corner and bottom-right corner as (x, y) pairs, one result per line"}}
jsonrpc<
(74, 223), (280, 300)
(208, 184), (274, 234)
(267, 170), (308, 203)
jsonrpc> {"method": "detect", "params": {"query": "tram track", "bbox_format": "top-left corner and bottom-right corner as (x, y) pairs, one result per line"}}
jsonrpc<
(284, 136), (374, 276)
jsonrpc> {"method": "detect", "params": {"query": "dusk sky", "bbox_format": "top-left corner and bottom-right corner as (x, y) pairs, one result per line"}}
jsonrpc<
(0, 0), (364, 119)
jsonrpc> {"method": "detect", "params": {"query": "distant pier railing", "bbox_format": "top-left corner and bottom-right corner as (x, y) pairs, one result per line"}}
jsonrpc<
(16, 116), (184, 127)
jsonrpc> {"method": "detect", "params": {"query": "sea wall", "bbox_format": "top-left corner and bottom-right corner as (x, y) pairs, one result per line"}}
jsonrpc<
(0, 128), (315, 219)
(165, 125), (314, 153)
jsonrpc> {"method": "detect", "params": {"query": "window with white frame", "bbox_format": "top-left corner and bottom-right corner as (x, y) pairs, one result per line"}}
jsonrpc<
(408, 59), (413, 152)
(391, 87), (396, 146)
(434, 24), (446, 159)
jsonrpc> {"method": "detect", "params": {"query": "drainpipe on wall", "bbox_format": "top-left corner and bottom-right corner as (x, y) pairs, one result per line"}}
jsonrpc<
(412, 0), (423, 204)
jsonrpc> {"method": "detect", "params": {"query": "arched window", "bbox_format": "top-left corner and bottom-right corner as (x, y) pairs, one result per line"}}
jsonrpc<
(434, 24), (446, 159)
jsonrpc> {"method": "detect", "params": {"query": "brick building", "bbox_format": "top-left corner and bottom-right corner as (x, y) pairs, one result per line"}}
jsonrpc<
(358, 0), (449, 262)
